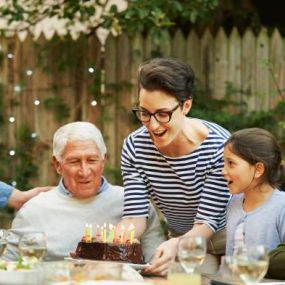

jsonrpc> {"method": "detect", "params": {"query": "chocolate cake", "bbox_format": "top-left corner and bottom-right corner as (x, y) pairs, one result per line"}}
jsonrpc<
(75, 241), (144, 264)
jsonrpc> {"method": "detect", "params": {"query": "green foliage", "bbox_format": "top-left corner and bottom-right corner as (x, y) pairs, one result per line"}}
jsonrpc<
(43, 96), (70, 123)
(14, 125), (38, 190)
(191, 81), (285, 156)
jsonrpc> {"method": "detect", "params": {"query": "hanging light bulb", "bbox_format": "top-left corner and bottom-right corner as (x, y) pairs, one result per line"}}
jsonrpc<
(7, 53), (13, 59)
(11, 181), (17, 187)
(26, 69), (33, 76)
(91, 100), (97, 106)
(9, 150), (16, 156)
(9, 116), (15, 123)
(88, 67), (95, 73)
(14, 85), (21, 93)
(31, 132), (38, 138)
(34, 100), (40, 106)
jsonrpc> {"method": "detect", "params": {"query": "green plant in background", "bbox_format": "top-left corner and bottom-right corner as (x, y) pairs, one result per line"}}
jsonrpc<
(190, 75), (285, 158)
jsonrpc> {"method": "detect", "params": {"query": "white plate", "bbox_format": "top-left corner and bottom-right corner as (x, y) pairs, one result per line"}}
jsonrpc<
(64, 257), (150, 270)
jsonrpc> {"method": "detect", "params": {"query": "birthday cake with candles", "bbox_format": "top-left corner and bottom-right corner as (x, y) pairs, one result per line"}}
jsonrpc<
(74, 223), (144, 264)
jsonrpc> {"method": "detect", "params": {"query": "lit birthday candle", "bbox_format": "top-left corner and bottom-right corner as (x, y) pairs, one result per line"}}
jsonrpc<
(128, 224), (135, 244)
(96, 224), (101, 241)
(120, 225), (126, 244)
(84, 223), (92, 242)
(108, 224), (115, 243)
(103, 223), (107, 242)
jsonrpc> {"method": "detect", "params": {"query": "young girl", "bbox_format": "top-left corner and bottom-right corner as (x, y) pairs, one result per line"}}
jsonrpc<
(222, 128), (285, 256)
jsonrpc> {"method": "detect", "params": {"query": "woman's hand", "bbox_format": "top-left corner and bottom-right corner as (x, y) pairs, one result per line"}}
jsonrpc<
(8, 186), (53, 210)
(142, 237), (179, 276)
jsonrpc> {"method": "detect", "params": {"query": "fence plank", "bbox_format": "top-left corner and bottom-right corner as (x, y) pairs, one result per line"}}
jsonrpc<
(269, 28), (284, 108)
(172, 30), (186, 59)
(228, 27), (242, 103)
(255, 28), (270, 110)
(104, 35), (117, 172)
(213, 27), (228, 99)
(241, 28), (256, 111)
(200, 28), (214, 95)
(186, 30), (201, 82)
(116, 34), (132, 168)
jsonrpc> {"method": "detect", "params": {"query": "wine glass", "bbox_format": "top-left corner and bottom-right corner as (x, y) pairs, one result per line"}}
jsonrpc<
(178, 236), (207, 274)
(18, 232), (47, 262)
(0, 229), (8, 257)
(234, 245), (269, 285)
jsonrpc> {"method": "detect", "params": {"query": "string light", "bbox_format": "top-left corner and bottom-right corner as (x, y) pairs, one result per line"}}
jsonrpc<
(91, 100), (97, 106)
(31, 132), (38, 138)
(7, 53), (13, 59)
(9, 150), (15, 156)
(11, 181), (17, 187)
(34, 100), (40, 105)
(9, 116), (15, 123)
(26, 69), (33, 76)
(88, 67), (95, 73)
(14, 85), (21, 92)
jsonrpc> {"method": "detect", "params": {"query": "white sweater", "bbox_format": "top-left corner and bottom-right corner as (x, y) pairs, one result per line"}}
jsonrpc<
(5, 181), (165, 262)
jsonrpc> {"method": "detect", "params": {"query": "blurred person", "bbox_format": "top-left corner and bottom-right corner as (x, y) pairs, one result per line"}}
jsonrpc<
(4, 121), (165, 261)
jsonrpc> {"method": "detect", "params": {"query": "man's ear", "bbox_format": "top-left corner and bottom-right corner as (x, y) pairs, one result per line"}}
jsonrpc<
(254, 162), (265, 178)
(52, 156), (62, 176)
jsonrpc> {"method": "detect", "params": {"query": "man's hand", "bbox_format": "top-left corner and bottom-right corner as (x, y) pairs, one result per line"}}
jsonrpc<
(142, 237), (179, 276)
(7, 186), (53, 210)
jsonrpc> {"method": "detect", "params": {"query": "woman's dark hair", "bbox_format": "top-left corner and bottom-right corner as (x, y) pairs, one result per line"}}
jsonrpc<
(225, 128), (285, 189)
(137, 57), (195, 102)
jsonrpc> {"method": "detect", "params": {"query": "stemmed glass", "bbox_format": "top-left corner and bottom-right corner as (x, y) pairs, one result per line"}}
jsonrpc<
(18, 232), (47, 262)
(0, 229), (8, 257)
(234, 245), (269, 285)
(177, 236), (207, 274)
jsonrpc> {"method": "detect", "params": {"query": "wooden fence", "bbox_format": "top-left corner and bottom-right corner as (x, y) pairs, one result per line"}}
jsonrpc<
(0, 26), (284, 186)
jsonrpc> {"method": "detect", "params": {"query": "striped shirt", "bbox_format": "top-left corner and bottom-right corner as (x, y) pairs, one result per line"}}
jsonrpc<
(121, 120), (231, 234)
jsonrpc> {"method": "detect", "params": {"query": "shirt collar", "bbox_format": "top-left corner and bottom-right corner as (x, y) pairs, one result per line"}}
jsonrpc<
(58, 176), (108, 197)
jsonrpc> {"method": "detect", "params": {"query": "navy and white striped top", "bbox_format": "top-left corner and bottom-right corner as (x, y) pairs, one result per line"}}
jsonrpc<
(121, 120), (231, 235)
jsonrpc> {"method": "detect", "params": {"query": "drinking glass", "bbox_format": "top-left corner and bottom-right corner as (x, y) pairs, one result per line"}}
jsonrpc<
(234, 245), (269, 285)
(178, 236), (207, 274)
(0, 229), (8, 256)
(18, 232), (47, 262)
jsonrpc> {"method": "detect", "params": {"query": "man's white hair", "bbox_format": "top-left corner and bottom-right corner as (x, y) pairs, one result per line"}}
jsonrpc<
(53, 121), (107, 161)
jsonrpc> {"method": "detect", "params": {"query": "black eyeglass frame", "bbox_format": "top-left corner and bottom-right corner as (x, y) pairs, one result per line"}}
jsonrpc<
(132, 103), (181, 123)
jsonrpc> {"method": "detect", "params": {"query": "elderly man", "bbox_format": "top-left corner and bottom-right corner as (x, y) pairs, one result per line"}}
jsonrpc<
(4, 121), (165, 261)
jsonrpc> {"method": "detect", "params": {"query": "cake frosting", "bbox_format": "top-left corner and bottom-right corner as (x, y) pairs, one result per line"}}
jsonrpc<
(75, 241), (144, 264)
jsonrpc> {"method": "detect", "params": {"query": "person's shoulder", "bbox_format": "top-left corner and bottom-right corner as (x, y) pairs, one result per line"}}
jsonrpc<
(271, 189), (285, 205)
(105, 184), (124, 198)
(125, 126), (149, 141)
(202, 120), (231, 138)
(22, 187), (57, 208)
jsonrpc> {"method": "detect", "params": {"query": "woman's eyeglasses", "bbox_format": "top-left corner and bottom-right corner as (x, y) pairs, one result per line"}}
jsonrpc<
(132, 103), (181, 123)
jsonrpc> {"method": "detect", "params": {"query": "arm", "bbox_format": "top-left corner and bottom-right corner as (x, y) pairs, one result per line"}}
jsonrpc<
(7, 186), (52, 210)
(120, 136), (150, 237)
(144, 223), (214, 276)
(116, 216), (147, 239)
(0, 181), (13, 208)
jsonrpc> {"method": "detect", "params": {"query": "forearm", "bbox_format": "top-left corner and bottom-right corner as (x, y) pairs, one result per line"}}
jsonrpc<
(117, 216), (147, 239)
(7, 189), (22, 210)
(182, 223), (214, 240)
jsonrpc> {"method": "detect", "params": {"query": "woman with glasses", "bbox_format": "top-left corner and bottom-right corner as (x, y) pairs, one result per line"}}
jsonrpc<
(118, 58), (231, 276)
